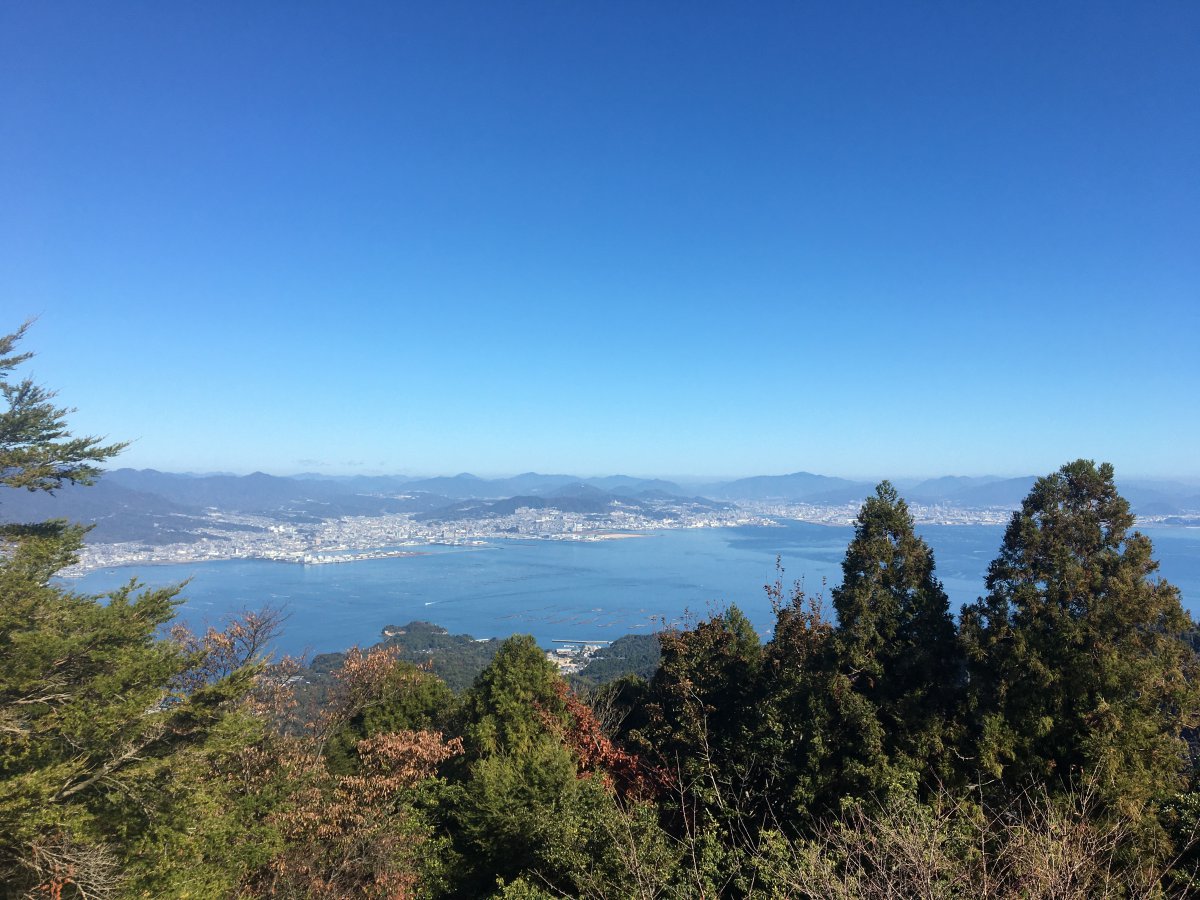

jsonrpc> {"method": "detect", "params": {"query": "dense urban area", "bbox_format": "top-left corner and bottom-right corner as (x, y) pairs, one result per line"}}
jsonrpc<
(64, 498), (1021, 573)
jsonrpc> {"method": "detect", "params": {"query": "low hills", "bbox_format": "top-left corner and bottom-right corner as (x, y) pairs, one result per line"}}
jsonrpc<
(2, 466), (1195, 546)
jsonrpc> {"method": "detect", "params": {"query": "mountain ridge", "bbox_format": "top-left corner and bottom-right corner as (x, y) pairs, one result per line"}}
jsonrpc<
(4, 468), (1195, 546)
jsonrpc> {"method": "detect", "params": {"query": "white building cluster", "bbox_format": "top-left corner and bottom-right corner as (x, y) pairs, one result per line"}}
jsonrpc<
(62, 498), (1014, 575)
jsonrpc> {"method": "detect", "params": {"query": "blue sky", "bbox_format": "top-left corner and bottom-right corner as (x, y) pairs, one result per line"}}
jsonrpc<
(2, 2), (1197, 479)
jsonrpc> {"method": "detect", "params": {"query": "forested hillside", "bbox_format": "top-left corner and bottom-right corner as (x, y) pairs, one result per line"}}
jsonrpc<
(4, 325), (1200, 898)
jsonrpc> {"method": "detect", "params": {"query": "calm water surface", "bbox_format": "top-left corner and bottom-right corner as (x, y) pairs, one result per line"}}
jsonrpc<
(67, 522), (1200, 656)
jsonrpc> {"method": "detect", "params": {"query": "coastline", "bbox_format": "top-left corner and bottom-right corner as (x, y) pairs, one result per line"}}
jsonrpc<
(57, 515), (1199, 578)
(59, 532), (660, 576)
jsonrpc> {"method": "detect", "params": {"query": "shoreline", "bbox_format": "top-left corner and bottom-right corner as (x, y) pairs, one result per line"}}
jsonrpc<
(60, 546), (457, 577)
(57, 517), (1200, 578)
(61, 533), (663, 576)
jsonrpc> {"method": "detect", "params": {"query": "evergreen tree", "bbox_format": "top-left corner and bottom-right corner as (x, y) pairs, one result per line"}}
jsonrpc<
(448, 634), (640, 896)
(960, 460), (1199, 819)
(461, 633), (568, 758)
(0, 325), (268, 895)
(0, 321), (125, 493)
(758, 576), (839, 818)
(641, 605), (764, 811)
(827, 481), (964, 799)
(448, 634), (573, 891)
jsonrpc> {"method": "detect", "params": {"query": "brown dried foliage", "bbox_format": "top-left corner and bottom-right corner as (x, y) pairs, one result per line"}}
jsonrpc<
(170, 606), (289, 689)
(754, 779), (1196, 900)
(20, 832), (120, 900)
(309, 644), (403, 741)
(543, 680), (667, 801)
(235, 646), (462, 899)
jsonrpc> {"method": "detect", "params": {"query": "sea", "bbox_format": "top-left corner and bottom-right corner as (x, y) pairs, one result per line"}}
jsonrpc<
(66, 522), (1200, 657)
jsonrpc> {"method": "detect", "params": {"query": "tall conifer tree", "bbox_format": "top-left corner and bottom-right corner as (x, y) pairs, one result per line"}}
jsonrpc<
(0, 325), (270, 895)
(960, 460), (1199, 817)
(826, 481), (964, 799)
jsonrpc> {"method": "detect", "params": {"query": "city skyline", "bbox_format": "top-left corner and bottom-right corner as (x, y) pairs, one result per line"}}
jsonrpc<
(3, 3), (1197, 479)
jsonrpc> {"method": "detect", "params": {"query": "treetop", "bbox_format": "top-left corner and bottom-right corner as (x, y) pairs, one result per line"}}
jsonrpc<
(0, 322), (127, 496)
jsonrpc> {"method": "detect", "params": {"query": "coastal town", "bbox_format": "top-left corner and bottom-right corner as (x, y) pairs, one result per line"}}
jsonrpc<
(62, 498), (1017, 574)
(62, 502), (769, 573)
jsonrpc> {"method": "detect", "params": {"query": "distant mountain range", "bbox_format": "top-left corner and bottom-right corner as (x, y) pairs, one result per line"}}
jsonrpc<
(1, 467), (1196, 544)
(0, 470), (444, 543)
(395, 472), (688, 499)
(698, 470), (1200, 514)
(699, 471), (872, 504)
(413, 485), (729, 523)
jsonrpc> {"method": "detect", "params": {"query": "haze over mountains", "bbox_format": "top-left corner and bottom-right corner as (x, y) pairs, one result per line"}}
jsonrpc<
(2, 467), (1198, 545)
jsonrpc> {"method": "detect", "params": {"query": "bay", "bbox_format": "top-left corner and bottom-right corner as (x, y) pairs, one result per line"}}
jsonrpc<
(66, 522), (1200, 657)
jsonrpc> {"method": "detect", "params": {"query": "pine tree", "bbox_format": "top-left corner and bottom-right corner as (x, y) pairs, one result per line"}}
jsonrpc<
(827, 481), (964, 799)
(448, 634), (636, 895)
(960, 460), (1199, 819)
(461, 633), (568, 758)
(0, 324), (269, 895)
(0, 321), (125, 494)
